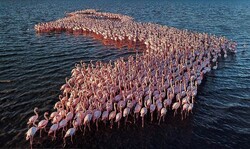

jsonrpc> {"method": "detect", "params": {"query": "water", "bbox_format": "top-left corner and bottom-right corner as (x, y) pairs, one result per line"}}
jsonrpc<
(0, 0), (250, 148)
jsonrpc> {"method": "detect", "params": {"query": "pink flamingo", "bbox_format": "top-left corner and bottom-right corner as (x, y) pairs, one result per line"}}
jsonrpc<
(52, 113), (62, 124)
(123, 106), (130, 125)
(93, 103), (102, 131)
(188, 96), (194, 115)
(27, 107), (39, 126)
(109, 103), (117, 129)
(115, 109), (122, 128)
(26, 126), (38, 149)
(140, 102), (147, 128)
(64, 121), (76, 146)
(74, 116), (82, 131)
(134, 98), (142, 123)
(49, 111), (58, 120)
(158, 105), (167, 125)
(101, 110), (109, 127)
(37, 112), (49, 137)
(156, 99), (163, 119)
(182, 102), (189, 120)
(59, 118), (68, 135)
(149, 98), (156, 122)
(172, 94), (181, 116)
(66, 106), (74, 125)
(83, 113), (92, 135)
(48, 123), (59, 140)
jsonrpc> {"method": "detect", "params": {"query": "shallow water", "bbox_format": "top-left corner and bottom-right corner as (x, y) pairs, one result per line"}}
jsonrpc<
(0, 0), (250, 148)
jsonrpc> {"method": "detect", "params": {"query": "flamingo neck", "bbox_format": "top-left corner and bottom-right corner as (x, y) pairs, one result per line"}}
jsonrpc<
(45, 113), (49, 121)
(34, 109), (38, 116)
(33, 121), (38, 127)
(114, 104), (117, 113)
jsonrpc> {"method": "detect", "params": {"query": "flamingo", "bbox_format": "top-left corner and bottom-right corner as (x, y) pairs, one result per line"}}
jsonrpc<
(156, 100), (163, 120)
(158, 106), (167, 125)
(48, 123), (59, 140)
(49, 111), (58, 120)
(74, 116), (82, 131)
(109, 103), (117, 129)
(26, 126), (38, 149)
(134, 98), (142, 123)
(52, 113), (63, 124)
(64, 122), (76, 146)
(172, 95), (181, 117)
(101, 110), (109, 126)
(188, 96), (194, 115)
(83, 113), (92, 135)
(59, 118), (68, 135)
(213, 62), (218, 70)
(27, 107), (39, 126)
(182, 102), (189, 120)
(93, 103), (102, 131)
(123, 106), (130, 125)
(149, 98), (156, 122)
(115, 109), (122, 129)
(140, 101), (147, 128)
(66, 106), (74, 125)
(37, 112), (49, 137)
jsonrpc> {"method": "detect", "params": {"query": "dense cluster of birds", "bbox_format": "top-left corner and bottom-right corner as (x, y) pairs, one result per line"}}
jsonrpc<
(27, 9), (237, 148)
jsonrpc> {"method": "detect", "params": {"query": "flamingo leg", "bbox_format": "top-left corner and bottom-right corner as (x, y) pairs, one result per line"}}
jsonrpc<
(158, 116), (161, 125)
(40, 129), (42, 137)
(62, 128), (64, 136)
(104, 120), (107, 127)
(142, 116), (144, 128)
(118, 121), (120, 129)
(63, 138), (66, 147)
(30, 136), (32, 145)
(83, 125), (86, 135)
(28, 123), (31, 128)
(110, 120), (113, 129)
(134, 113), (136, 124)
(66, 106), (69, 113)
(182, 111), (184, 120)
(54, 131), (56, 140)
(96, 120), (99, 131)
(30, 137), (33, 149)
(88, 123), (91, 131)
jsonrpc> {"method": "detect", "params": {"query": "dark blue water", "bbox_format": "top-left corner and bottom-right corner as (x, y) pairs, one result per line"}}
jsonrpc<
(0, 0), (249, 148)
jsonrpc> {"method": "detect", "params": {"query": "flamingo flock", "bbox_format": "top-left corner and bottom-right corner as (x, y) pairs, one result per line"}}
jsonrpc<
(26, 9), (237, 148)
